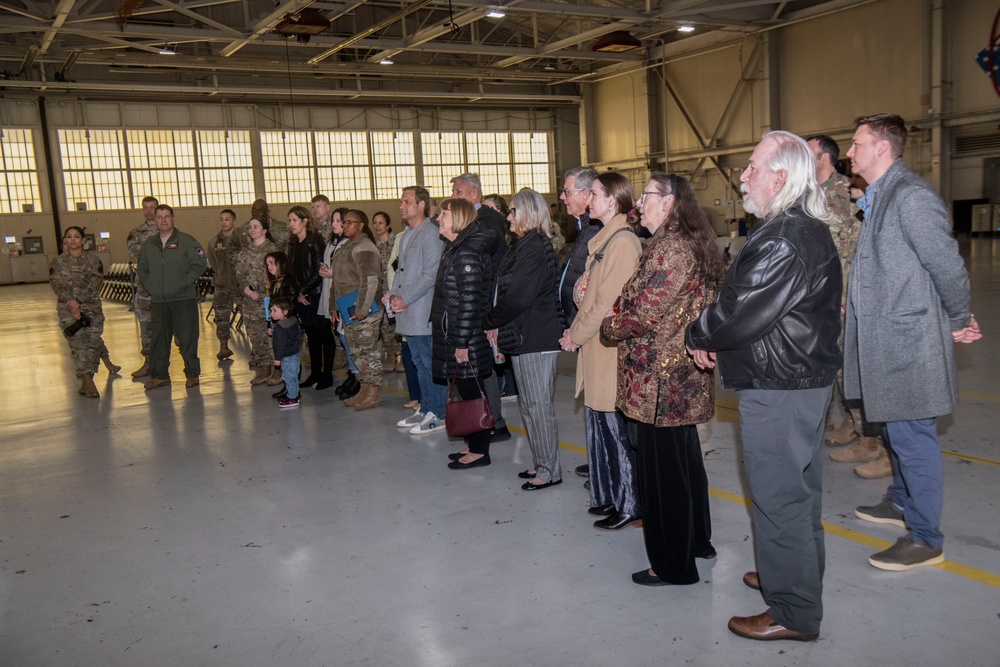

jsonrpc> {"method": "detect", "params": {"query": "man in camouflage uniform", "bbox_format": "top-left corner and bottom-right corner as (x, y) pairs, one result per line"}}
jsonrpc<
(207, 208), (239, 360)
(311, 194), (334, 242)
(808, 135), (884, 475)
(233, 199), (289, 253)
(126, 195), (159, 377)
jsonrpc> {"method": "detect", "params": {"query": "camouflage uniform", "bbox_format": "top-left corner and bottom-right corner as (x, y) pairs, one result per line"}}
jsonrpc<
(233, 216), (290, 255)
(126, 221), (157, 354)
(234, 240), (278, 368)
(49, 251), (110, 376)
(332, 235), (383, 386)
(206, 230), (239, 343)
(821, 172), (853, 282)
(375, 232), (400, 361)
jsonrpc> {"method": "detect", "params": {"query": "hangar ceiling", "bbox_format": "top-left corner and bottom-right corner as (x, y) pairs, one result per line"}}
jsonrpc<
(0, 0), (869, 106)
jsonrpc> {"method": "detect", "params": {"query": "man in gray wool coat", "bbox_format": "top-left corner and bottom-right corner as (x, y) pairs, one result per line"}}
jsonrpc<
(845, 113), (982, 572)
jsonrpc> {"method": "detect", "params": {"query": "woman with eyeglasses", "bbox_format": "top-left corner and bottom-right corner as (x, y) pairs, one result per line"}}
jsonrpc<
(559, 172), (643, 529)
(600, 172), (723, 586)
(485, 188), (566, 490)
(329, 210), (384, 410)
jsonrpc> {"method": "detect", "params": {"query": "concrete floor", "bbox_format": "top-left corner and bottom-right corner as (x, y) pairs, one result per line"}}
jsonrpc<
(1, 237), (998, 667)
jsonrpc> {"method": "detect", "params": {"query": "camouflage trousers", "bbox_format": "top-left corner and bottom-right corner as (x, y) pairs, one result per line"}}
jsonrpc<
(133, 284), (152, 356)
(213, 285), (238, 342)
(380, 312), (400, 359)
(241, 295), (273, 368)
(344, 313), (383, 386)
(59, 308), (108, 377)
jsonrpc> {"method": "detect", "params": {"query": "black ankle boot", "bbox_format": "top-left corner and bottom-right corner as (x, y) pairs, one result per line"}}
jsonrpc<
(301, 374), (318, 388)
(335, 372), (356, 396)
(338, 374), (361, 399)
(315, 373), (334, 391)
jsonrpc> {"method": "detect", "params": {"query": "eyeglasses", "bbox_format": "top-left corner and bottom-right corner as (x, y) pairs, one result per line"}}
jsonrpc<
(343, 219), (364, 226)
(560, 187), (586, 196)
(507, 207), (517, 217)
(637, 191), (664, 202)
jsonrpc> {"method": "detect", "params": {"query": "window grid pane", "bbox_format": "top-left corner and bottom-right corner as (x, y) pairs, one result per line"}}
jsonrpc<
(0, 129), (42, 213)
(57, 129), (128, 210)
(420, 132), (464, 199)
(261, 131), (316, 203)
(197, 130), (254, 206)
(370, 132), (415, 200)
(466, 133), (512, 194)
(511, 132), (551, 193)
(316, 131), (371, 201)
(126, 130), (199, 207)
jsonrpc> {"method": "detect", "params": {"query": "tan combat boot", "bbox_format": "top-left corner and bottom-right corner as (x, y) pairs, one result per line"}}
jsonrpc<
(217, 340), (233, 360)
(333, 346), (347, 370)
(102, 353), (121, 374)
(353, 384), (383, 411)
(824, 408), (835, 432)
(131, 356), (150, 378)
(343, 383), (365, 407)
(855, 444), (892, 479)
(266, 367), (284, 386)
(81, 372), (99, 398)
(824, 419), (858, 447)
(250, 366), (271, 385)
(830, 435), (882, 463)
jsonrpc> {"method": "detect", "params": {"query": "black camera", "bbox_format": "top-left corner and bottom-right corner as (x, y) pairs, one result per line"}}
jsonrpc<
(63, 313), (92, 338)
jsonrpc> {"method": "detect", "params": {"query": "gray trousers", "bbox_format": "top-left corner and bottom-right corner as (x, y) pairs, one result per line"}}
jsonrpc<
(512, 352), (561, 483)
(737, 385), (832, 635)
(483, 371), (506, 430)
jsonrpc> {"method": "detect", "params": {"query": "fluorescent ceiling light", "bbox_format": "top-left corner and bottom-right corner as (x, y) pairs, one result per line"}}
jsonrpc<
(677, 25), (695, 32)
(159, 46), (175, 55)
(379, 57), (393, 65)
(487, 9), (506, 18)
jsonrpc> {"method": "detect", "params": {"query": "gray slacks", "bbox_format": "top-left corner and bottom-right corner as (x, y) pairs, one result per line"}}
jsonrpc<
(512, 352), (561, 483)
(737, 385), (832, 635)
(482, 371), (506, 430)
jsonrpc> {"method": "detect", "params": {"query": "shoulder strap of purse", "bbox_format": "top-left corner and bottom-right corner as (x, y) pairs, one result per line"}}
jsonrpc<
(593, 227), (634, 263)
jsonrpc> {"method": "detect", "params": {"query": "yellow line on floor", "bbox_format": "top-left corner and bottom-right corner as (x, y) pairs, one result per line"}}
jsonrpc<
(960, 391), (1000, 402)
(942, 450), (1000, 466)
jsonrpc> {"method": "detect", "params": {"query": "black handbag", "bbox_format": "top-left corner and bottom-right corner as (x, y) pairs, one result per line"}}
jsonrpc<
(445, 366), (495, 437)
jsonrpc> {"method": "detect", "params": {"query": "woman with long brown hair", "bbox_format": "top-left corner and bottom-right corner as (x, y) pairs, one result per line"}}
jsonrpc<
(286, 205), (330, 389)
(600, 172), (724, 586)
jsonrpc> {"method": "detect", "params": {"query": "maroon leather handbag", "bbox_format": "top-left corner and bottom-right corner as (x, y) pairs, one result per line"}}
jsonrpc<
(445, 366), (495, 437)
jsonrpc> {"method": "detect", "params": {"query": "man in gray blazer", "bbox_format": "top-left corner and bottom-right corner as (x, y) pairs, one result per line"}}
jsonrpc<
(389, 186), (447, 434)
(845, 113), (982, 571)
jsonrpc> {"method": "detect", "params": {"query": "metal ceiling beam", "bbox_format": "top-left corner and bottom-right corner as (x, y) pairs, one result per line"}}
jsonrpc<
(366, 6), (486, 63)
(307, 0), (436, 64)
(38, 0), (79, 56)
(149, 0), (245, 38)
(0, 2), (45, 21)
(491, 18), (642, 68)
(67, 0), (239, 23)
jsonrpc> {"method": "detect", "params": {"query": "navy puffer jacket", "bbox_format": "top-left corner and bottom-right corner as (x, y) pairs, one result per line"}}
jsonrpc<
(431, 221), (496, 381)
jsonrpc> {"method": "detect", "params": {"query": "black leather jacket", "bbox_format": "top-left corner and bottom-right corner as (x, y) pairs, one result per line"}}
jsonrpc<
(685, 201), (842, 390)
(287, 231), (326, 298)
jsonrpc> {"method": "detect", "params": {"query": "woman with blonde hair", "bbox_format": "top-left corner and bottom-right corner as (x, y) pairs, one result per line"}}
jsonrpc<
(601, 172), (723, 586)
(485, 188), (565, 490)
(560, 172), (642, 528)
(432, 198), (496, 468)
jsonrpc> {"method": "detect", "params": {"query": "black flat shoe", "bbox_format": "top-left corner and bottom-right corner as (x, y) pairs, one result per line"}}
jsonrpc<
(517, 469), (536, 479)
(631, 569), (669, 587)
(521, 478), (562, 491)
(448, 456), (491, 470)
(272, 388), (288, 400)
(315, 378), (334, 391)
(594, 511), (640, 530)
(447, 452), (470, 461)
(575, 464), (589, 477)
(300, 375), (318, 388)
(696, 544), (718, 559)
(587, 503), (615, 517)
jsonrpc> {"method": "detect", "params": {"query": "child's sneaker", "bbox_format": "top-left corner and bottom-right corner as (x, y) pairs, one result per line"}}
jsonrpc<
(409, 411), (445, 434)
(278, 395), (300, 409)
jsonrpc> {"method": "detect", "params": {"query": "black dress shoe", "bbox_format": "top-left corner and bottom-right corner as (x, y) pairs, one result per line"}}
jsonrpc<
(517, 469), (536, 479)
(315, 378), (334, 391)
(584, 479), (590, 491)
(337, 376), (360, 398)
(448, 456), (491, 470)
(448, 452), (469, 462)
(575, 464), (589, 477)
(696, 544), (718, 559)
(490, 426), (512, 442)
(521, 478), (562, 491)
(594, 511), (640, 531)
(587, 503), (615, 517)
(334, 373), (356, 396)
(272, 388), (288, 400)
(631, 569), (669, 587)
(300, 374), (318, 388)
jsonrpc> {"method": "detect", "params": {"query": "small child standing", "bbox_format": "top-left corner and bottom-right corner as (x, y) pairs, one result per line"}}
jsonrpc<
(269, 297), (302, 409)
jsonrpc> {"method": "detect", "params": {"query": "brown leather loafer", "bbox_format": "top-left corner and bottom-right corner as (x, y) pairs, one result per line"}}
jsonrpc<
(144, 378), (171, 390)
(728, 612), (818, 642)
(743, 571), (761, 590)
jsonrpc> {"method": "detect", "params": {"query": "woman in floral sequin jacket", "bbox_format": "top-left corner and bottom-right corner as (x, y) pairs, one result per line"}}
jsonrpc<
(600, 172), (724, 588)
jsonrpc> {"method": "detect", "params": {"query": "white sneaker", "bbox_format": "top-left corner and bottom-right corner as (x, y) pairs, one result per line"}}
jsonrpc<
(409, 412), (445, 435)
(397, 410), (425, 428)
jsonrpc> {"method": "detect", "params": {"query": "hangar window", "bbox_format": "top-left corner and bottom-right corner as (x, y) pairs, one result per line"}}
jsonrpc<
(0, 128), (42, 214)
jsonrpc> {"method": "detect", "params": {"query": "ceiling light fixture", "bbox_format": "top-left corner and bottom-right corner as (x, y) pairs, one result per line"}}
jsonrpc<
(486, 7), (506, 18)
(159, 45), (176, 55)
(592, 31), (642, 53)
(379, 57), (393, 65)
(677, 25), (695, 33)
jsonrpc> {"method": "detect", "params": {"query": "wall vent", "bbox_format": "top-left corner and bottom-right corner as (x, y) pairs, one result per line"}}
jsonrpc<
(955, 134), (1000, 156)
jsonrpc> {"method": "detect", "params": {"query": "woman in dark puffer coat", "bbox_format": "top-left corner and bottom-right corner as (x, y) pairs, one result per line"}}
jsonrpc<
(431, 198), (496, 470)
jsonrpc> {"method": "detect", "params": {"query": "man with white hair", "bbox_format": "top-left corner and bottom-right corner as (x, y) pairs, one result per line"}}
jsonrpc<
(686, 131), (842, 642)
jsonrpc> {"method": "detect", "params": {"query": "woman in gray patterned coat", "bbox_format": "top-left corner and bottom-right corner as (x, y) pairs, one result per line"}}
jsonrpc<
(49, 226), (120, 398)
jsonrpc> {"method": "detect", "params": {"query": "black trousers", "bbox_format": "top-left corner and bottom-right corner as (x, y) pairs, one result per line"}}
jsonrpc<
(298, 299), (335, 378)
(454, 374), (493, 456)
(632, 421), (712, 585)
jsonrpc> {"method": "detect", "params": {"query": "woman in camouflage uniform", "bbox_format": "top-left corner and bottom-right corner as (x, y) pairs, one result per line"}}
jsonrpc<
(235, 217), (279, 386)
(372, 211), (401, 372)
(49, 226), (120, 398)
